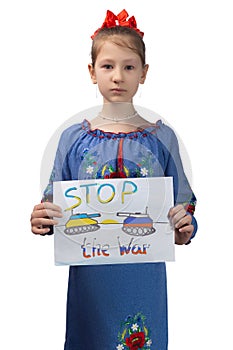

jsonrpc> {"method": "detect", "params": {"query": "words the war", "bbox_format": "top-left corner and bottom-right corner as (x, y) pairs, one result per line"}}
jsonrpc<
(81, 237), (151, 259)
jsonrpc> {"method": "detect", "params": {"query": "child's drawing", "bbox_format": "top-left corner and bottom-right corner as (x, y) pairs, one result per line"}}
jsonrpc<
(54, 177), (175, 265)
(63, 207), (155, 237)
(64, 210), (101, 235)
(117, 207), (155, 236)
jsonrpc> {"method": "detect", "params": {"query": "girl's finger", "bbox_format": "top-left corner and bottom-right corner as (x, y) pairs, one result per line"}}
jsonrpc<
(31, 208), (63, 219)
(178, 224), (193, 234)
(33, 202), (62, 212)
(175, 215), (192, 229)
(168, 204), (184, 218)
(31, 217), (59, 227)
(32, 226), (51, 235)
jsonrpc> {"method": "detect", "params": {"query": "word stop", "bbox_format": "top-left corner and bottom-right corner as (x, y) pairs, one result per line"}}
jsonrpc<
(64, 180), (138, 211)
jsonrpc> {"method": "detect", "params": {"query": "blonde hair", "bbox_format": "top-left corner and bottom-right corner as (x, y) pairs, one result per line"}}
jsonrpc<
(91, 26), (146, 67)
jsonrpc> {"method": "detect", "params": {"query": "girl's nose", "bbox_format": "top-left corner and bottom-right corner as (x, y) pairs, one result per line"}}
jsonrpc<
(112, 68), (124, 83)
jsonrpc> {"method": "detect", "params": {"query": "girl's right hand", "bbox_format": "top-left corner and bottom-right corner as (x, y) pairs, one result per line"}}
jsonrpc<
(30, 202), (63, 235)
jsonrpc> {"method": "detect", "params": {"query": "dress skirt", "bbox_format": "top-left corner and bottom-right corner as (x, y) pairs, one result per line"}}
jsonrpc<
(64, 262), (168, 350)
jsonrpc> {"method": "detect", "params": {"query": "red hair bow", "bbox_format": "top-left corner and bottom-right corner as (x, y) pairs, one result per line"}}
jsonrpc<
(91, 9), (144, 39)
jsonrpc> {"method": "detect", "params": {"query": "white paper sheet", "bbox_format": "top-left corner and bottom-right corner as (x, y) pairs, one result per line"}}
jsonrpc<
(54, 177), (174, 265)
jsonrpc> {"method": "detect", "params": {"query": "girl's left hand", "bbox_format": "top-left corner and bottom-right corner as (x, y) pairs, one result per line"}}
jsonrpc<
(168, 204), (194, 245)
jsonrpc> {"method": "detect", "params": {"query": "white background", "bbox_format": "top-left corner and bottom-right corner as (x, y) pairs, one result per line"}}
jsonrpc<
(0, 0), (232, 349)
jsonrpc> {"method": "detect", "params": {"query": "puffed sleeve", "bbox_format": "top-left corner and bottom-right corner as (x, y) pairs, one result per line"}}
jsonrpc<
(42, 130), (71, 203)
(42, 122), (84, 202)
(41, 123), (83, 234)
(157, 121), (198, 240)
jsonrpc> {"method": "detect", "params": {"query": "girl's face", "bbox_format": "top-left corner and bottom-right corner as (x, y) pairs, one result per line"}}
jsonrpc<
(88, 39), (149, 104)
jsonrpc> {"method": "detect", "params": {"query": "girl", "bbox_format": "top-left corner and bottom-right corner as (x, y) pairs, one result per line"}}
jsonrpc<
(31, 9), (197, 350)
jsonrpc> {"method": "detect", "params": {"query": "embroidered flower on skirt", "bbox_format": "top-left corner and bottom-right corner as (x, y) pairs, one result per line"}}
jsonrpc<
(116, 313), (153, 350)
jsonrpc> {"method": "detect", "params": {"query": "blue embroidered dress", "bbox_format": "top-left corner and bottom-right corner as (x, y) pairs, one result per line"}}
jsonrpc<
(43, 119), (197, 350)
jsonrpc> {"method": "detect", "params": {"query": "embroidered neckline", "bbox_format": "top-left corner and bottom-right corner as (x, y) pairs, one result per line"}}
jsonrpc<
(82, 119), (161, 139)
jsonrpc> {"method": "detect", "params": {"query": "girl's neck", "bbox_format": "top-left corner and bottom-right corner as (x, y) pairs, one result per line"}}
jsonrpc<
(100, 102), (136, 121)
(89, 102), (153, 133)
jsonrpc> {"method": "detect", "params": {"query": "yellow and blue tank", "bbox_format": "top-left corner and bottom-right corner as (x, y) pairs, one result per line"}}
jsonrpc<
(64, 212), (101, 235)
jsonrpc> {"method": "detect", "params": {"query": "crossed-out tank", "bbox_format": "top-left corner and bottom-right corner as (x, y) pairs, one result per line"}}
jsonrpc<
(117, 207), (155, 236)
(64, 211), (101, 235)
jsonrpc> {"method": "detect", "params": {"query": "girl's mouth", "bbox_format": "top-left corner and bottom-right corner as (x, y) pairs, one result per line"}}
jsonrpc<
(111, 88), (126, 93)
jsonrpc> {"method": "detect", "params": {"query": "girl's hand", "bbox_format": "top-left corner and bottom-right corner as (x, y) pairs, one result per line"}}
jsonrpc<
(168, 204), (194, 245)
(30, 202), (63, 235)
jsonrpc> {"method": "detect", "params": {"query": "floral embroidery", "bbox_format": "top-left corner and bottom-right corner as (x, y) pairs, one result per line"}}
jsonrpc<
(117, 313), (152, 350)
(105, 171), (127, 178)
(140, 167), (148, 177)
(80, 148), (99, 179)
(116, 345), (125, 350)
(80, 144), (157, 180)
(183, 200), (196, 215)
(131, 323), (139, 332)
(81, 147), (89, 160)
(136, 150), (156, 177)
(86, 165), (94, 174)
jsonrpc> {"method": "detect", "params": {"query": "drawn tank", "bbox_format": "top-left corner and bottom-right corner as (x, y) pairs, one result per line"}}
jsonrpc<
(117, 207), (155, 236)
(64, 212), (101, 235)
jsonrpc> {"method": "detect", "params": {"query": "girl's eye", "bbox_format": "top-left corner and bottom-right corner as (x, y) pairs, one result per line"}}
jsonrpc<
(103, 64), (113, 69)
(125, 65), (134, 70)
